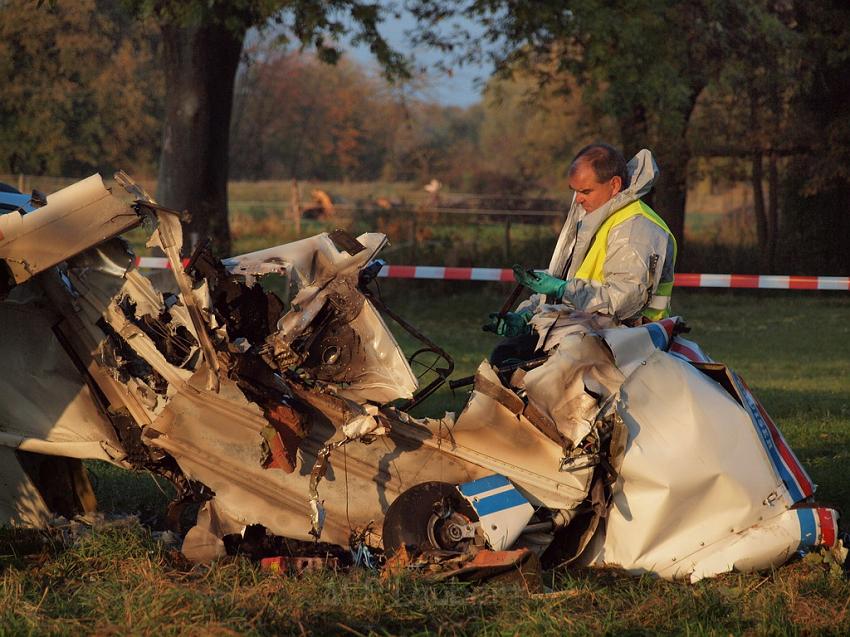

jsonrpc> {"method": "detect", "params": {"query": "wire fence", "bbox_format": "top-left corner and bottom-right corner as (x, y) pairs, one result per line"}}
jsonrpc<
(228, 192), (571, 268)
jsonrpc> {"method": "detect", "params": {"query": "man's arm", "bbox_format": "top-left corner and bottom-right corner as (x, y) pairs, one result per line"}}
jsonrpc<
(562, 216), (671, 322)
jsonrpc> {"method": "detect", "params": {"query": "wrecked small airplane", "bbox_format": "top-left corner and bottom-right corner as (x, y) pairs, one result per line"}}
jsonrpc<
(0, 174), (840, 582)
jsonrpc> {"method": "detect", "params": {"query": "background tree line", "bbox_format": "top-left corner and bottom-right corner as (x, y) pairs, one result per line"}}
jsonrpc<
(0, 0), (847, 274)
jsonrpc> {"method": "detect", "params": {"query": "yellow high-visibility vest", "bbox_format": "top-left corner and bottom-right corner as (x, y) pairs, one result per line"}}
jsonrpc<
(574, 199), (677, 321)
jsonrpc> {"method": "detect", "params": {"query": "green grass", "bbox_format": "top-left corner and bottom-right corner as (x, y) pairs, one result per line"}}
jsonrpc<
(3, 288), (849, 635)
(2, 523), (849, 634)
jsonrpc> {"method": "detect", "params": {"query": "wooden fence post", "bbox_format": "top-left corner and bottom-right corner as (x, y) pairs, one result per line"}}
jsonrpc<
(290, 178), (302, 236)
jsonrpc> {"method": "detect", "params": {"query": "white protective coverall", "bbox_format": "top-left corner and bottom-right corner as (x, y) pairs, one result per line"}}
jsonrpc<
(522, 149), (675, 324)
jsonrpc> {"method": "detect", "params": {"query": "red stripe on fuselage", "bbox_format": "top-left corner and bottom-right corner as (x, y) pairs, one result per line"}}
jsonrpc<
(670, 340), (704, 362)
(817, 508), (837, 546)
(742, 379), (814, 497)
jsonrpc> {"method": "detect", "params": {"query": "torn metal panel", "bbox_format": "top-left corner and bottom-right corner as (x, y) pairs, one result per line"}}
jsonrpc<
(224, 232), (417, 404)
(150, 379), (488, 548)
(223, 232), (388, 286)
(0, 280), (125, 462)
(660, 506), (838, 581)
(144, 204), (220, 392)
(329, 300), (418, 403)
(0, 174), (139, 285)
(585, 351), (803, 581)
(393, 362), (595, 511)
(523, 325), (624, 447)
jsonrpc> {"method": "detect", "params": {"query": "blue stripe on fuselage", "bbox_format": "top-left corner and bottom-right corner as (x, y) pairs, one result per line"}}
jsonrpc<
(646, 323), (668, 350)
(796, 507), (818, 550)
(458, 474), (510, 497)
(472, 488), (529, 517)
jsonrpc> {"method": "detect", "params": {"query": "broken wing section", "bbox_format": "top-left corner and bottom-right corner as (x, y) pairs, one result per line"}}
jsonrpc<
(0, 174), (140, 289)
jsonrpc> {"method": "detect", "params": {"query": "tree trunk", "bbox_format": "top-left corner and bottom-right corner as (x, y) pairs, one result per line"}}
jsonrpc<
(651, 151), (688, 253)
(618, 93), (699, 257)
(751, 150), (768, 267)
(767, 152), (779, 272)
(156, 22), (245, 257)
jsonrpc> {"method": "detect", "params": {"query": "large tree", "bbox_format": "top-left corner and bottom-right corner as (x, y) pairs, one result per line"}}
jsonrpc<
(777, 0), (850, 275)
(1, 0), (162, 176)
(407, 0), (795, 250)
(124, 1), (409, 254)
(230, 49), (399, 181)
(687, 6), (802, 272)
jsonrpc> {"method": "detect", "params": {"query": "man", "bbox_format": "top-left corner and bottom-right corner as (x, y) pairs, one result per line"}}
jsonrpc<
(488, 144), (676, 361)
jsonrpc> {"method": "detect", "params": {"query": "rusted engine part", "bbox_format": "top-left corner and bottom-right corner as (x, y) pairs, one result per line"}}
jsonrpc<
(219, 351), (307, 473)
(220, 232), (418, 405)
(270, 277), (366, 378)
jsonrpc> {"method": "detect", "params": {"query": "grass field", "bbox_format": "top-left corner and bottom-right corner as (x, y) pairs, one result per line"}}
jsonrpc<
(2, 287), (849, 635)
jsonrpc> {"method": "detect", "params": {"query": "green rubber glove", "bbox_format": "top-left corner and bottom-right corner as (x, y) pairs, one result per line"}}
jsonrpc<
(483, 311), (531, 337)
(512, 265), (567, 298)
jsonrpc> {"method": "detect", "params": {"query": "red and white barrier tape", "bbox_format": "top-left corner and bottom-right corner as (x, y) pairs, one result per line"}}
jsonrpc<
(134, 257), (849, 290)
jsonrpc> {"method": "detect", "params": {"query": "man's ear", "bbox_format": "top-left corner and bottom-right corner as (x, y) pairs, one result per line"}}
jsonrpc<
(611, 175), (623, 195)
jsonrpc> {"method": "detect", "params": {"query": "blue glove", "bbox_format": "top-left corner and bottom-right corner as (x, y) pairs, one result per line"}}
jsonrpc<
(483, 311), (531, 337)
(512, 265), (567, 298)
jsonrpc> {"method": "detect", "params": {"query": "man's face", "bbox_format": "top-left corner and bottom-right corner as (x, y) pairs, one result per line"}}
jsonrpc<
(568, 161), (623, 213)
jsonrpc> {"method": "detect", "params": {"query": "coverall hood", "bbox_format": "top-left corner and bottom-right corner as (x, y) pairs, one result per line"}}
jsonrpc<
(548, 149), (659, 277)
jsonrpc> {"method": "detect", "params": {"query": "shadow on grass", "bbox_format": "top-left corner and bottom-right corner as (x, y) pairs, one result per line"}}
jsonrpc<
(84, 461), (175, 529)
